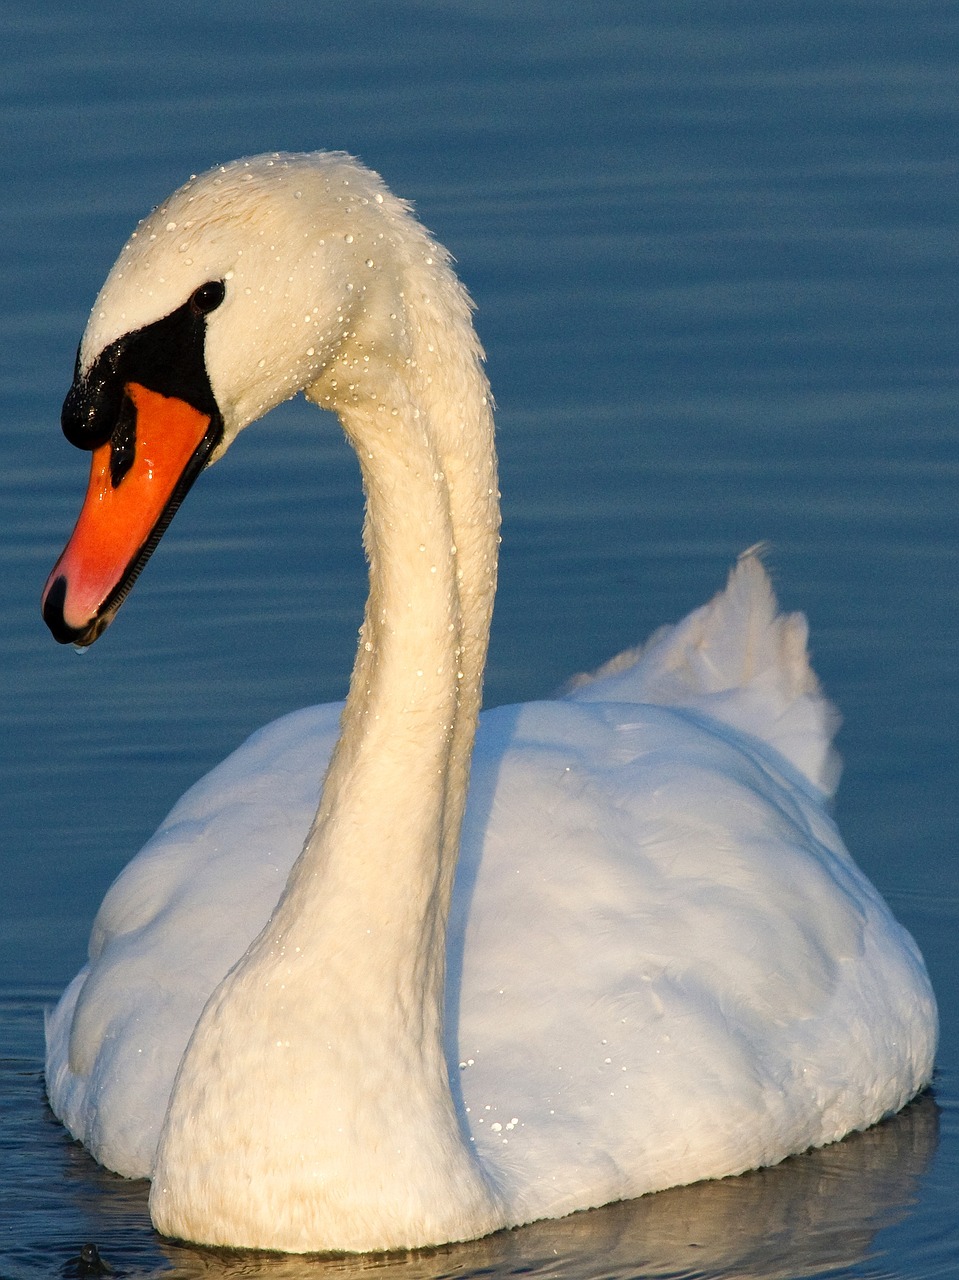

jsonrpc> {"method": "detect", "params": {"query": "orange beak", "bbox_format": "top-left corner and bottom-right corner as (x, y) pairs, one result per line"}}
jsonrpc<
(42, 382), (217, 646)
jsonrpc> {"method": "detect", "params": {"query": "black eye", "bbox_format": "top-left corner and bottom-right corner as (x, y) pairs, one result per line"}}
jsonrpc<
(189, 280), (226, 316)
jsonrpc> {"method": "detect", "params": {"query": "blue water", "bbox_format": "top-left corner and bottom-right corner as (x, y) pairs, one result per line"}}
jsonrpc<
(2, 2), (959, 1276)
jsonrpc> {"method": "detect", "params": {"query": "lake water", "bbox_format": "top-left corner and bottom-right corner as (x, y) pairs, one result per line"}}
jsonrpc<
(2, 2), (958, 1276)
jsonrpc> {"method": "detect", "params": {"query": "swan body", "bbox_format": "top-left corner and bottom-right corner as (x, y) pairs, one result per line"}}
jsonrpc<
(42, 152), (936, 1253)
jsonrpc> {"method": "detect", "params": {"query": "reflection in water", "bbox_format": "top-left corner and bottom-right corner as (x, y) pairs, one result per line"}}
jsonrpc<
(0, 1017), (938, 1280)
(158, 1097), (939, 1280)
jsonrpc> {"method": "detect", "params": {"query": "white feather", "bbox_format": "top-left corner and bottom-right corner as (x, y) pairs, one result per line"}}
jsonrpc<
(45, 153), (936, 1253)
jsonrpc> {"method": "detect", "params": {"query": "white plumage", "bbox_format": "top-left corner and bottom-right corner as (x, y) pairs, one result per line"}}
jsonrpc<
(44, 152), (936, 1254)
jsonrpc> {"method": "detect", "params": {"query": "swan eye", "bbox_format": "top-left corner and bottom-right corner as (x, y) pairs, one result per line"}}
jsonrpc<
(189, 280), (226, 316)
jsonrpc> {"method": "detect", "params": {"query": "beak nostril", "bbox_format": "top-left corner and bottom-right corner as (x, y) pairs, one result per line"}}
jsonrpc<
(109, 394), (138, 488)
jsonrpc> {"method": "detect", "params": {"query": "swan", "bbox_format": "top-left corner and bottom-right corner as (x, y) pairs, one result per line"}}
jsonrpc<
(40, 151), (936, 1255)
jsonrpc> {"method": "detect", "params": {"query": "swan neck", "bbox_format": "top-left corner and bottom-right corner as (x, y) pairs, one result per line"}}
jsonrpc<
(295, 342), (499, 1002)
(151, 214), (505, 1249)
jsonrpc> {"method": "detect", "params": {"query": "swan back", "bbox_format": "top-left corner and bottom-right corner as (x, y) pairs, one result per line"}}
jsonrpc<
(565, 553), (841, 795)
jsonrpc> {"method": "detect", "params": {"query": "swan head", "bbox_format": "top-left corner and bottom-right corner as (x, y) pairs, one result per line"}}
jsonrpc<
(41, 152), (428, 646)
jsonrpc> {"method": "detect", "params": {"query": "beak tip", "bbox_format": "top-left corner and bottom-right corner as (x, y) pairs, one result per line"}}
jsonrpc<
(41, 574), (72, 643)
(41, 574), (102, 647)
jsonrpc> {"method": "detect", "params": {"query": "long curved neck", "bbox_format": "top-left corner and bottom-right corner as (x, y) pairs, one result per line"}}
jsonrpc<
(151, 243), (504, 1251)
(290, 336), (499, 1039)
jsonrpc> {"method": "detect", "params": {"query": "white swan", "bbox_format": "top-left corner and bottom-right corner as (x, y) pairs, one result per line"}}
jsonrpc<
(41, 152), (936, 1255)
